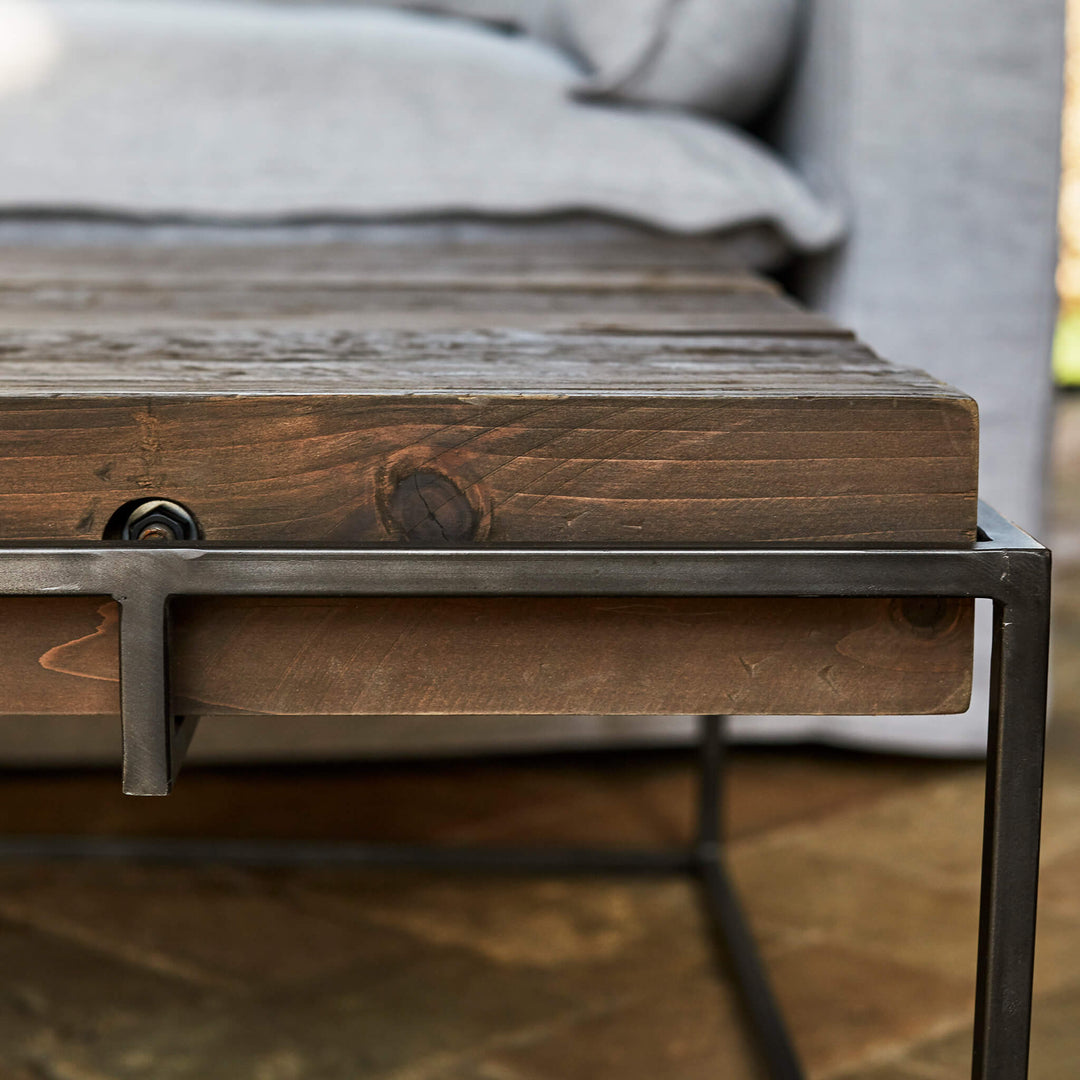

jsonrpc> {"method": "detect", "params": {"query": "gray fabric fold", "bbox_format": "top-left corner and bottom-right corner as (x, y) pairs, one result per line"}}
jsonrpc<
(364, 0), (800, 122)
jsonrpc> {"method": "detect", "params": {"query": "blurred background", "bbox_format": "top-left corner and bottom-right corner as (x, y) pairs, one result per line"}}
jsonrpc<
(1058, 0), (1080, 389)
(0, 0), (1076, 1077)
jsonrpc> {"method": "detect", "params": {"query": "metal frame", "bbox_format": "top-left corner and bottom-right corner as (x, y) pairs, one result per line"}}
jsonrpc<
(0, 501), (1050, 1079)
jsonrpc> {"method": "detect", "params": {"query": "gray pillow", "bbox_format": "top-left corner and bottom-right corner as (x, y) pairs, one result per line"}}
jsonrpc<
(0, 1), (841, 250)
(559, 0), (799, 123)
(383, 0), (800, 123)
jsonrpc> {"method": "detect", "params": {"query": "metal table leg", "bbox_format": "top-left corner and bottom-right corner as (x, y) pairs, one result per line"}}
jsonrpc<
(696, 714), (804, 1079)
(972, 577), (1051, 1078)
(0, 501), (1051, 1079)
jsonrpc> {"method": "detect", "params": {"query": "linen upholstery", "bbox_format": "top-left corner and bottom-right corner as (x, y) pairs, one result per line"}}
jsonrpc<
(736, 0), (1066, 754)
(0, 0), (840, 250)
(376, 0), (800, 122)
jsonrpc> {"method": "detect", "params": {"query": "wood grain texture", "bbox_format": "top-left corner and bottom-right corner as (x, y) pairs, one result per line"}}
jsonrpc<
(0, 237), (788, 283)
(0, 245), (977, 721)
(0, 242), (838, 334)
(0, 595), (973, 718)
(0, 331), (977, 545)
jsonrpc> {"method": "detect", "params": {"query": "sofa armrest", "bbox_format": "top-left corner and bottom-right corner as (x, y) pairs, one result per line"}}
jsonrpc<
(772, 0), (1065, 529)
(740, 1), (1065, 754)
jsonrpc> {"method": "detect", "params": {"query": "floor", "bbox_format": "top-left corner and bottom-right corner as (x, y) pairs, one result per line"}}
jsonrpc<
(0, 398), (1076, 1079)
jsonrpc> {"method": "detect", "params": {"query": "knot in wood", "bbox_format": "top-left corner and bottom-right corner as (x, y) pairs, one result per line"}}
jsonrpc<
(386, 470), (480, 545)
(890, 597), (960, 638)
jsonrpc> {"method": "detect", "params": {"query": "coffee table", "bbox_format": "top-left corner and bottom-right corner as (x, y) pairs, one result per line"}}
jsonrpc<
(0, 242), (1049, 1079)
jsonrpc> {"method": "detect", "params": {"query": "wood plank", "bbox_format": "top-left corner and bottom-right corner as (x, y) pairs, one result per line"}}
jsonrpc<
(0, 330), (978, 545)
(0, 244), (837, 334)
(0, 595), (973, 718)
(0, 300), (839, 336)
(0, 295), (836, 336)
(0, 329), (937, 392)
(0, 240), (788, 285)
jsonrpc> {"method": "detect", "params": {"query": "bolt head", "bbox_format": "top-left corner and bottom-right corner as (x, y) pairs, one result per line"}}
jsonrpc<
(136, 523), (178, 542)
(119, 500), (199, 542)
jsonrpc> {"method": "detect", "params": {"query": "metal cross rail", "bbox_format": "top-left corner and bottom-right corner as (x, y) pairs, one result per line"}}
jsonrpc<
(0, 501), (1050, 1080)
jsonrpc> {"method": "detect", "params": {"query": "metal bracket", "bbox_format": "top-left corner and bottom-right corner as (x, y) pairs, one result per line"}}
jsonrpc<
(0, 500), (1043, 795)
(0, 500), (1051, 1080)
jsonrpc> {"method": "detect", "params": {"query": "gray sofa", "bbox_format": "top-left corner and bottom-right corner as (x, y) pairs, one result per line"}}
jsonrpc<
(0, 0), (1065, 763)
(746, 0), (1065, 753)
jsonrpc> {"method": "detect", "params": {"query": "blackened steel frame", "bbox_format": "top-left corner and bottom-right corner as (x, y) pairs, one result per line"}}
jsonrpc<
(0, 501), (1050, 1080)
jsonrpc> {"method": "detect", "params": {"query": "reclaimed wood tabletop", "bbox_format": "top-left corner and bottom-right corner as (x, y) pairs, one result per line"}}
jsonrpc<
(0, 240), (976, 721)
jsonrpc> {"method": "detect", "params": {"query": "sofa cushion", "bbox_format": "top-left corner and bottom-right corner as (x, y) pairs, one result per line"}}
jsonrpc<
(0, 0), (841, 249)
(379, 0), (800, 122)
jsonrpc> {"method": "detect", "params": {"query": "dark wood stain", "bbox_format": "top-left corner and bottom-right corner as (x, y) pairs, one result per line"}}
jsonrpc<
(0, 329), (978, 546)
(0, 245), (977, 719)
